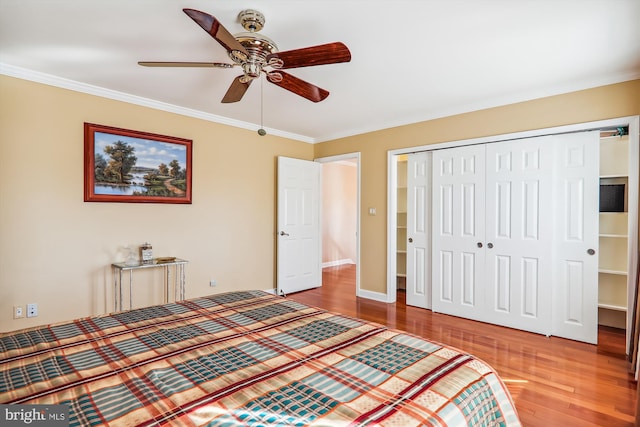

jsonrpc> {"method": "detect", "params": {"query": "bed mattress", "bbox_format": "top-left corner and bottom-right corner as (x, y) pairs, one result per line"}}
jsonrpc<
(1, 290), (520, 426)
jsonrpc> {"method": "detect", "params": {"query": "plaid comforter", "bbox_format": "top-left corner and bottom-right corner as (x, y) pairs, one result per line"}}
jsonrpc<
(1, 290), (520, 426)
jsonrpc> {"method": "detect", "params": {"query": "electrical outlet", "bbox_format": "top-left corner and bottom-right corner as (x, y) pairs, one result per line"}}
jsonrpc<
(209, 279), (217, 287)
(26, 303), (38, 318)
(13, 305), (24, 319)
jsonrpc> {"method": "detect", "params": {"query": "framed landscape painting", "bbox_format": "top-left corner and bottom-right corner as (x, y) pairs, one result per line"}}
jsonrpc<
(84, 123), (192, 204)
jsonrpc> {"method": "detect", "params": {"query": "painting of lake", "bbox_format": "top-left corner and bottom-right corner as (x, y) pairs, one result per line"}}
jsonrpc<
(84, 123), (192, 204)
(93, 131), (188, 197)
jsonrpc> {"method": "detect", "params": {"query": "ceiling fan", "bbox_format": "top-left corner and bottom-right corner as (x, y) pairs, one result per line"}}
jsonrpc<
(139, 8), (351, 103)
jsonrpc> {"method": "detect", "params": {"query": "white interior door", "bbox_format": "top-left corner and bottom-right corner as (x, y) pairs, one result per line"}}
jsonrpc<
(432, 144), (486, 321)
(484, 137), (554, 335)
(277, 157), (321, 295)
(406, 152), (432, 309)
(552, 132), (600, 344)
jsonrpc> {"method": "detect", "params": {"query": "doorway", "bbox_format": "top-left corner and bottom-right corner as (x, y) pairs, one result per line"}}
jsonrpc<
(316, 153), (361, 295)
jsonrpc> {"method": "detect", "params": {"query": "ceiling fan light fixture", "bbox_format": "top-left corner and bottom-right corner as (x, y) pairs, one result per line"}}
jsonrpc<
(242, 62), (262, 79)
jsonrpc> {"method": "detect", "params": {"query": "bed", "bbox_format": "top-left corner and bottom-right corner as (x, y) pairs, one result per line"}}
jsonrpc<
(1, 290), (520, 426)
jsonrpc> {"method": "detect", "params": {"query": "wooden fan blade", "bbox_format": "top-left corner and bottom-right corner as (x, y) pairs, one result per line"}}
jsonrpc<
(268, 71), (329, 102)
(183, 8), (248, 57)
(222, 76), (252, 103)
(266, 42), (351, 69)
(138, 61), (233, 68)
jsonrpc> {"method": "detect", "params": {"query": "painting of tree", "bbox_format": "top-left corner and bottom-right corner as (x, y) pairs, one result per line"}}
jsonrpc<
(84, 123), (192, 204)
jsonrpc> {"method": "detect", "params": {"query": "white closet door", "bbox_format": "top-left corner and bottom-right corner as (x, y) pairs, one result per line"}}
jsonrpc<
(552, 132), (600, 344)
(484, 137), (554, 335)
(430, 132), (599, 343)
(406, 152), (432, 309)
(432, 144), (486, 321)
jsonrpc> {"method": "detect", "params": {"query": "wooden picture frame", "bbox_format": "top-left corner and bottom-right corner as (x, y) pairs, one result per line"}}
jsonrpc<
(84, 123), (192, 204)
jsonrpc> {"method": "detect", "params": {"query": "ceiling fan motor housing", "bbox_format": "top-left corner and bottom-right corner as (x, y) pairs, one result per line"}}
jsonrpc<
(238, 9), (265, 32)
(231, 32), (279, 79)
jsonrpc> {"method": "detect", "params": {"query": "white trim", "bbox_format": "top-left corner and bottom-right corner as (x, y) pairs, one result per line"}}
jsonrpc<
(313, 74), (640, 143)
(0, 62), (314, 144)
(387, 116), (640, 312)
(315, 152), (361, 298)
(331, 160), (358, 168)
(626, 117), (639, 354)
(387, 154), (399, 304)
(388, 117), (640, 157)
(5, 62), (638, 144)
(322, 259), (355, 268)
(357, 289), (389, 303)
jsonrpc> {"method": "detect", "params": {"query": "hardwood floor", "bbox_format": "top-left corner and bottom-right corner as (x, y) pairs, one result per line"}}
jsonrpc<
(287, 265), (637, 426)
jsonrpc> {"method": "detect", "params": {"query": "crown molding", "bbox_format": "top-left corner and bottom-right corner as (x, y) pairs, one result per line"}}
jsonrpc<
(0, 63), (315, 144)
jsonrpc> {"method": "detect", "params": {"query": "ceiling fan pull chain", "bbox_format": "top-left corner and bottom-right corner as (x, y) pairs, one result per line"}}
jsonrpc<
(258, 78), (267, 136)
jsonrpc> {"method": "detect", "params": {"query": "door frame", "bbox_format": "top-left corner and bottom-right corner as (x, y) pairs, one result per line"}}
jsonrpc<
(315, 152), (362, 296)
(387, 116), (639, 316)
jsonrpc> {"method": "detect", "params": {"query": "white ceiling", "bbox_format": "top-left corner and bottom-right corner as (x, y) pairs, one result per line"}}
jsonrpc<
(1, 0), (639, 143)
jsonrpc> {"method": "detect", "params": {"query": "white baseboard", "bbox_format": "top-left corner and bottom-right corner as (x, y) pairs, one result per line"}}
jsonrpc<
(356, 288), (391, 303)
(266, 281), (392, 305)
(322, 259), (355, 268)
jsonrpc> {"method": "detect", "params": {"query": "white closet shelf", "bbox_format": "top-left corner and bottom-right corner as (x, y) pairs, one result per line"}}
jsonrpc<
(599, 234), (628, 238)
(600, 174), (629, 179)
(598, 303), (627, 312)
(599, 269), (628, 275)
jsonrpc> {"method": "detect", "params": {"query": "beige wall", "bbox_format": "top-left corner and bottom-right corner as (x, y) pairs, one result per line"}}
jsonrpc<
(321, 161), (357, 265)
(314, 79), (640, 294)
(1, 75), (639, 331)
(0, 75), (313, 331)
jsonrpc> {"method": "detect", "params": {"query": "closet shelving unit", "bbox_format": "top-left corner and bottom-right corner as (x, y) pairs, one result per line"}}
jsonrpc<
(598, 133), (631, 329)
(397, 156), (407, 290)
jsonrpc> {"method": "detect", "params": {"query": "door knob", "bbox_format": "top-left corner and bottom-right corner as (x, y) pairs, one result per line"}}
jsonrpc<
(279, 231), (289, 236)
(408, 237), (413, 243)
(587, 248), (596, 255)
(487, 242), (494, 249)
(477, 242), (483, 248)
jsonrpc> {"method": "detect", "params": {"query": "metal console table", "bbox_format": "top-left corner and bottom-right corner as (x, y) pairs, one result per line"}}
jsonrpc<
(111, 258), (188, 312)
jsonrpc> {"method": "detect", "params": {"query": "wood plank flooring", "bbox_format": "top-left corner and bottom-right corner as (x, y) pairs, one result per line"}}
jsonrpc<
(287, 265), (637, 426)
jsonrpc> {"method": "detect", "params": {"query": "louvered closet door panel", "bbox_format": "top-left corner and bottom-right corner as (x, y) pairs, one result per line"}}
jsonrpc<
(432, 144), (486, 321)
(484, 137), (554, 335)
(552, 132), (599, 344)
